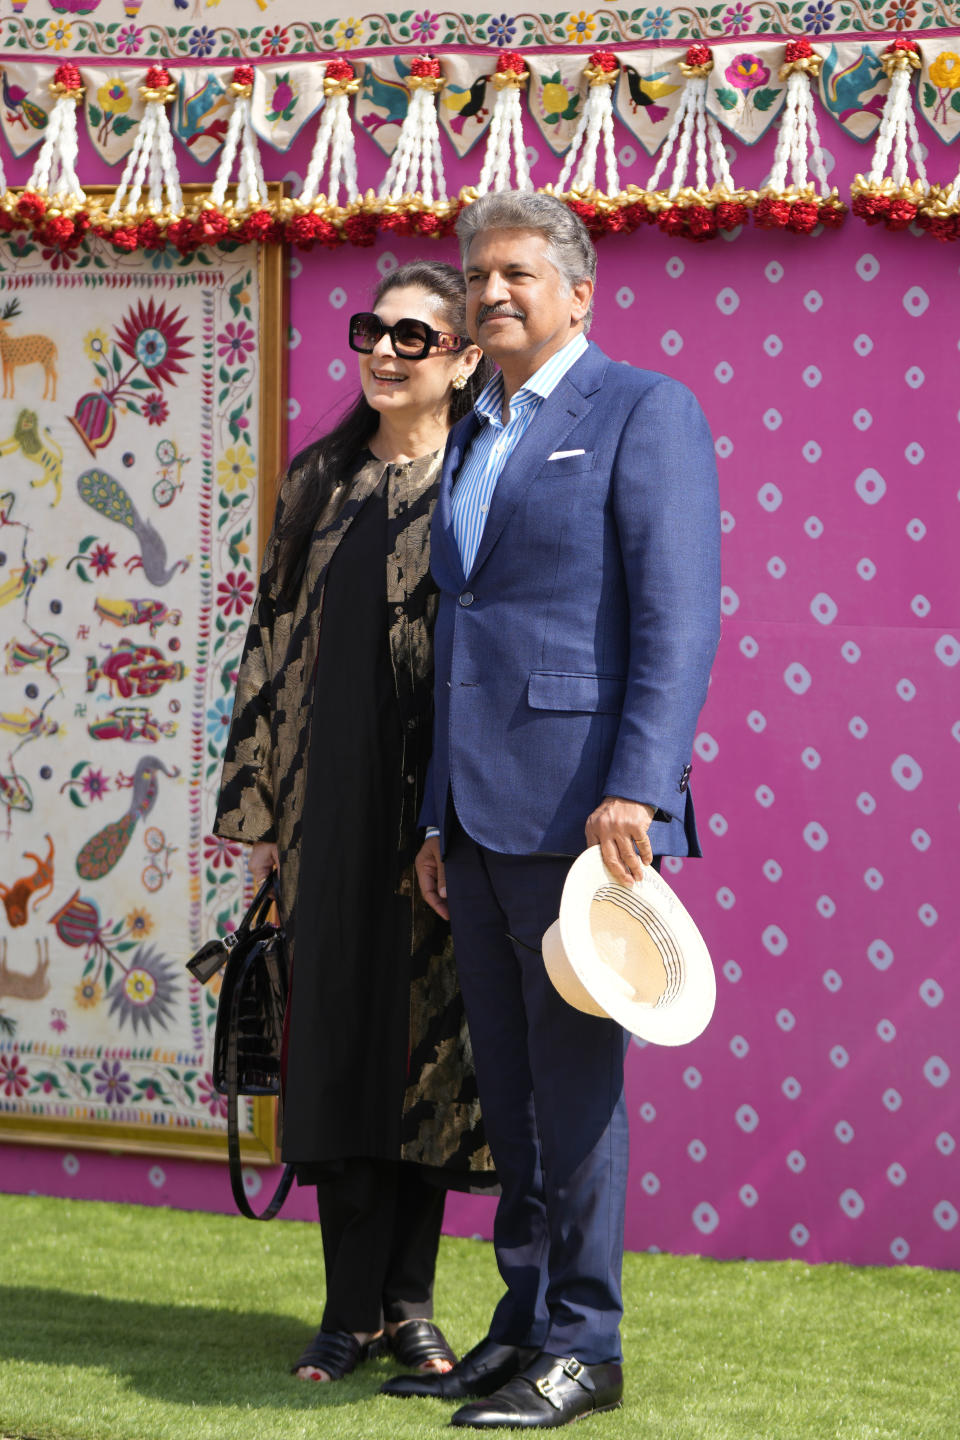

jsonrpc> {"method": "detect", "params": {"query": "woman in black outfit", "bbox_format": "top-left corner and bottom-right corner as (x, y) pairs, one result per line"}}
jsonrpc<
(214, 262), (494, 1384)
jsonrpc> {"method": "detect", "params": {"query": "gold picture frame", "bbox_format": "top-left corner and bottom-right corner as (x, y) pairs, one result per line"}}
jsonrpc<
(0, 185), (287, 1166)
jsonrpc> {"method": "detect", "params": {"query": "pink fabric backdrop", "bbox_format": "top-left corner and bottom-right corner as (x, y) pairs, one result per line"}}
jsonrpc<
(0, 105), (957, 1269)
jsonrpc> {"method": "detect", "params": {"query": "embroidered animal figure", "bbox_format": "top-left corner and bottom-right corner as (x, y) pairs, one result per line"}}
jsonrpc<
(77, 469), (191, 587)
(0, 834), (54, 927)
(0, 71), (48, 133)
(76, 756), (179, 880)
(0, 299), (58, 401)
(0, 938), (50, 1001)
(0, 409), (64, 506)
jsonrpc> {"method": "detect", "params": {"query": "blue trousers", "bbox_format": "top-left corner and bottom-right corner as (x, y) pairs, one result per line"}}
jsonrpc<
(444, 825), (630, 1365)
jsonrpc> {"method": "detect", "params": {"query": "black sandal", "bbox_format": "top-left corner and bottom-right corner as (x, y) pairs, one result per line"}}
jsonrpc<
(292, 1328), (386, 1379)
(389, 1319), (457, 1371)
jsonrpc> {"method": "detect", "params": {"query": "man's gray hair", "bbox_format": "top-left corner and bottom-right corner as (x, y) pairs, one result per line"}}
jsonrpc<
(456, 192), (597, 332)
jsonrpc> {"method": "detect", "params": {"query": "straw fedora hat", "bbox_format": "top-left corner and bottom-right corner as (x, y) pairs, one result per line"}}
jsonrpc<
(541, 846), (716, 1046)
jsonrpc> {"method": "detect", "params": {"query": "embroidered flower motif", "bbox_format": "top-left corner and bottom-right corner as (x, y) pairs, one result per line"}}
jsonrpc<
(40, 235), (82, 272)
(197, 1071), (228, 1119)
(217, 321), (256, 365)
(84, 330), (109, 364)
(412, 11), (440, 41)
(89, 543), (117, 577)
(725, 54), (771, 91)
(259, 24), (289, 56)
(142, 393), (169, 427)
(802, 0), (835, 32)
(115, 299), (193, 389)
(723, 2), (751, 33)
(106, 945), (179, 1035)
(116, 24), (143, 55)
(94, 1060), (132, 1106)
(884, 0), (916, 27)
(930, 51), (960, 89)
(641, 6), (672, 38)
(97, 78), (132, 116)
(42, 20), (74, 52)
(126, 908), (153, 937)
(0, 1052), (29, 1098)
(206, 697), (234, 740)
(203, 834), (243, 870)
(565, 11), (597, 41)
(216, 570), (255, 617)
(80, 768), (110, 802)
(335, 17), (363, 49)
(486, 14), (517, 45)
(188, 26), (218, 58)
(216, 445), (255, 494)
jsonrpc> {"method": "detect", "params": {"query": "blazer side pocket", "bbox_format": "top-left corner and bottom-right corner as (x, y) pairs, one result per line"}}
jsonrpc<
(528, 671), (626, 713)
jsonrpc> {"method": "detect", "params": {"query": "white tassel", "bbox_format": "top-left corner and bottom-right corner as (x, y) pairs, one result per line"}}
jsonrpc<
(556, 51), (619, 198)
(755, 40), (845, 234)
(644, 45), (752, 239)
(852, 39), (928, 231)
(209, 66), (268, 214)
(379, 56), (448, 208)
(106, 67), (182, 226)
(27, 63), (85, 207)
(473, 53), (531, 196)
(299, 58), (362, 209)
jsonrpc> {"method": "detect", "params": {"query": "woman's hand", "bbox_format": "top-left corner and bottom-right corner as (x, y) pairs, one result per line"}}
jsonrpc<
(248, 841), (279, 888)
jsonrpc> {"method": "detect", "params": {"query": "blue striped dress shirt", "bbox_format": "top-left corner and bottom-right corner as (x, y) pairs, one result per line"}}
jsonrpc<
(451, 331), (589, 576)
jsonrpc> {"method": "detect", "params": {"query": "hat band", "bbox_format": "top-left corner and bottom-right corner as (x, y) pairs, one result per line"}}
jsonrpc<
(594, 885), (684, 1007)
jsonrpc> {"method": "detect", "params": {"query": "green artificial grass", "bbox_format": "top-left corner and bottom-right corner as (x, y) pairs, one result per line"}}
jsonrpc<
(0, 1195), (957, 1440)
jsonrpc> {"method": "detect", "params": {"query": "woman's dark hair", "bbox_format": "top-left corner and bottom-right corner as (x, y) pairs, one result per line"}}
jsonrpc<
(275, 260), (492, 605)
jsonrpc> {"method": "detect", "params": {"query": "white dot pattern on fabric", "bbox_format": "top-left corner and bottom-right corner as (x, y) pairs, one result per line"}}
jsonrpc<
(280, 218), (959, 1273)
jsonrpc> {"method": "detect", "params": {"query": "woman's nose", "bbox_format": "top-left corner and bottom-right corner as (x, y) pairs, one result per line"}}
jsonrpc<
(371, 331), (397, 357)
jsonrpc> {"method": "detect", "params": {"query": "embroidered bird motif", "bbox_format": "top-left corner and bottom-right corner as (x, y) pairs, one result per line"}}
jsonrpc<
(1, 71), (48, 133)
(441, 75), (490, 136)
(622, 67), (680, 126)
(76, 755), (179, 881)
(77, 469), (191, 587)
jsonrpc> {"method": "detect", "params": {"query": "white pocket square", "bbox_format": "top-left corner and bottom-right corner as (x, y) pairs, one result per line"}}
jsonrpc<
(548, 449), (585, 460)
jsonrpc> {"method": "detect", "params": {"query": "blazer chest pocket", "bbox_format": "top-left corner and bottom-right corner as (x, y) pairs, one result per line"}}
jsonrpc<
(528, 671), (625, 714)
(541, 451), (596, 478)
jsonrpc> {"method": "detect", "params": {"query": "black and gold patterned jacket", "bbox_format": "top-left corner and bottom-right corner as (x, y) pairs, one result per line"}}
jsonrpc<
(215, 450), (493, 1178)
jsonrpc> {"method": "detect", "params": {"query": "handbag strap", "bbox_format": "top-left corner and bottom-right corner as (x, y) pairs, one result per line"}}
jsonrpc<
(224, 941), (295, 1221)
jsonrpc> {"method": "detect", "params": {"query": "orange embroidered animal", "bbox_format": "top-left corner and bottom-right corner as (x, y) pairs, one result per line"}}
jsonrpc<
(0, 298), (58, 401)
(0, 833), (54, 927)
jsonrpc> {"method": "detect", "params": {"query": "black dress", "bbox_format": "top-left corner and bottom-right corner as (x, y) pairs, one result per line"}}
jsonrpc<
(283, 470), (412, 1171)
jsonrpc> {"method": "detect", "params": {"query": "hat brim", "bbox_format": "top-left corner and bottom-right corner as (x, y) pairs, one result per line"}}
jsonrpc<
(542, 846), (716, 1046)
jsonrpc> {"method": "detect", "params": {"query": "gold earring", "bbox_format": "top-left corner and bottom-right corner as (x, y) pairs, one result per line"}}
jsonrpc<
(452, 374), (467, 391)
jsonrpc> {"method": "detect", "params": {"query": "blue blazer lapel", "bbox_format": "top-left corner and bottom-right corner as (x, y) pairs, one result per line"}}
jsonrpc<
(432, 409), (481, 589)
(466, 345), (606, 580)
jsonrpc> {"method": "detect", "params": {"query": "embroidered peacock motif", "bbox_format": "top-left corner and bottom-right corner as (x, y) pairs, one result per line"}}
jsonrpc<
(75, 755), (179, 881)
(77, 469), (191, 587)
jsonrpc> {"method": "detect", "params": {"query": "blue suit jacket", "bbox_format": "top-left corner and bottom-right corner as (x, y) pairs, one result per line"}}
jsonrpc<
(422, 341), (721, 858)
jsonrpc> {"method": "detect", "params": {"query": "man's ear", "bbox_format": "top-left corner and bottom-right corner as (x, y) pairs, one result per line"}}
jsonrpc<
(571, 279), (594, 323)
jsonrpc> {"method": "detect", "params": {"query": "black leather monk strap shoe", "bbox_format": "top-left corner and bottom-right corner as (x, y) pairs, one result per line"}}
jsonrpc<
(448, 1352), (624, 1428)
(380, 1337), (539, 1400)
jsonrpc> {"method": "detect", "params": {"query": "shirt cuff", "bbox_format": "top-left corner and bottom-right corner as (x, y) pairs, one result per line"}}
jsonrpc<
(425, 827), (440, 839)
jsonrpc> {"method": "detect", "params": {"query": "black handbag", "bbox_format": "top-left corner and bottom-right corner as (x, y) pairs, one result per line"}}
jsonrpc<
(186, 874), (295, 1220)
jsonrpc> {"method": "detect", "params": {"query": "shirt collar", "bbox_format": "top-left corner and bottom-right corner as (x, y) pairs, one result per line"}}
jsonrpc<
(475, 332), (589, 427)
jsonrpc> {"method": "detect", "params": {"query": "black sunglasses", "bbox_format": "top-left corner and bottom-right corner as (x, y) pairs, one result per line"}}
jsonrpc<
(348, 311), (469, 359)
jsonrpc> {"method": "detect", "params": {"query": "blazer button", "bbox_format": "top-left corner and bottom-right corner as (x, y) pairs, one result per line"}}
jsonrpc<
(458, 591), (475, 607)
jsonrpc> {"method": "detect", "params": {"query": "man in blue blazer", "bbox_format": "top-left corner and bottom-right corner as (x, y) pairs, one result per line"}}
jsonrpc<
(383, 192), (720, 1429)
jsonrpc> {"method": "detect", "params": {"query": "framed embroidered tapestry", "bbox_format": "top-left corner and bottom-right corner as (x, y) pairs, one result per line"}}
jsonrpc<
(0, 187), (287, 1164)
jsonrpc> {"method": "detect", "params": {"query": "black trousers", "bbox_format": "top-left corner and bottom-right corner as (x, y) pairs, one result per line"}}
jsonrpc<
(316, 1158), (446, 1333)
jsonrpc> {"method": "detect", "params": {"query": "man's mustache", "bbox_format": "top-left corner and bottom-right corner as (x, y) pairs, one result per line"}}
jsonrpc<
(477, 305), (525, 325)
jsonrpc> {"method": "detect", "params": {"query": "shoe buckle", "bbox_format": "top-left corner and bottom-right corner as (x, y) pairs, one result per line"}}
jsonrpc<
(534, 1375), (563, 1410)
(562, 1358), (584, 1381)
